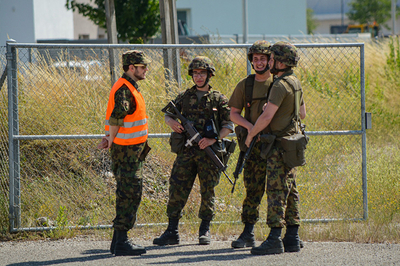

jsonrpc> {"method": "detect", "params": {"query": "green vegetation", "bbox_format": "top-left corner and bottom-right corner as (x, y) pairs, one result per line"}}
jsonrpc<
(65, 0), (160, 43)
(347, 0), (395, 30)
(307, 8), (318, 35)
(0, 39), (399, 243)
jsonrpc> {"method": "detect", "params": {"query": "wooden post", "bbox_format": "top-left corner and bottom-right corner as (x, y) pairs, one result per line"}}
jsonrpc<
(159, 0), (181, 90)
(105, 0), (118, 84)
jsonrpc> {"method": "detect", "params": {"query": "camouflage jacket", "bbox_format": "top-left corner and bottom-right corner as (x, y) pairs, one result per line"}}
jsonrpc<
(165, 85), (233, 136)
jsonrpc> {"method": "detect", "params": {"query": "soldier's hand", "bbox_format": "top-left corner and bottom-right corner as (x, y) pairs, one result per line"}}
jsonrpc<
(245, 135), (253, 147)
(169, 120), (184, 133)
(198, 137), (216, 150)
(97, 136), (109, 149)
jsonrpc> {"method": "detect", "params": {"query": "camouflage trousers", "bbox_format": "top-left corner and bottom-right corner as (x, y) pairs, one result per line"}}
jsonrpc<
(241, 141), (267, 224)
(167, 146), (220, 221)
(265, 145), (300, 228)
(110, 142), (145, 231)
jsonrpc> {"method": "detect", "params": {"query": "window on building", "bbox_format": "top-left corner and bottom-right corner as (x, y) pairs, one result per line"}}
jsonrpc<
(79, 34), (90, 40)
(177, 10), (190, 36)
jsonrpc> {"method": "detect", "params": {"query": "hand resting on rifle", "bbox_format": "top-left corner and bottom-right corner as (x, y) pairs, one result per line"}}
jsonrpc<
(165, 115), (184, 133)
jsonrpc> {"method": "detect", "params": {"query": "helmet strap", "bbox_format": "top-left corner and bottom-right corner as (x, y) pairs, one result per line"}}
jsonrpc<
(252, 63), (270, 75)
(270, 60), (291, 75)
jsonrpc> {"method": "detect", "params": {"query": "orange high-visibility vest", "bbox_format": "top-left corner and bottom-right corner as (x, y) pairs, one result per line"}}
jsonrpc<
(105, 78), (148, 146)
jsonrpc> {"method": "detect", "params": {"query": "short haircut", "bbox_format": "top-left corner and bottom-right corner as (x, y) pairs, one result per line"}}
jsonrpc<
(123, 65), (130, 72)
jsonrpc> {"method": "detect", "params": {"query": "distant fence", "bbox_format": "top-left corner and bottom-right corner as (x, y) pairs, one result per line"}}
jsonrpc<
(1, 42), (368, 233)
(209, 33), (373, 44)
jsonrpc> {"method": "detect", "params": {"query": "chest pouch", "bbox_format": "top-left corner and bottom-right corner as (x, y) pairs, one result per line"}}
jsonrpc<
(203, 119), (218, 139)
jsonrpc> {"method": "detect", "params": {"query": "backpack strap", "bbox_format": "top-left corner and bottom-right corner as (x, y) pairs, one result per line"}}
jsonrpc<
(244, 74), (255, 121)
(209, 90), (221, 135)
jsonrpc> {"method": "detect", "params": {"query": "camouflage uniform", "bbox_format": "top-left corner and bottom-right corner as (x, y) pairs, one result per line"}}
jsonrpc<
(228, 40), (273, 224)
(106, 50), (152, 256)
(250, 41), (304, 255)
(265, 42), (302, 228)
(165, 85), (233, 220)
(110, 73), (146, 231)
(109, 50), (151, 231)
(265, 145), (300, 227)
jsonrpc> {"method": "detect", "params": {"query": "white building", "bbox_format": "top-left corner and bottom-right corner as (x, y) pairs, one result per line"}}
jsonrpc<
(176, 0), (307, 38)
(0, 0), (104, 45)
(1, 0), (308, 46)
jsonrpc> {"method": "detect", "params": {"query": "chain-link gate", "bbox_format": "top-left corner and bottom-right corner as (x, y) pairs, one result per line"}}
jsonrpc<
(1, 42), (368, 232)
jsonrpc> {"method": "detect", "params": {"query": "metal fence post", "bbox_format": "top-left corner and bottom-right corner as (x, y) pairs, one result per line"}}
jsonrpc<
(360, 43), (368, 220)
(6, 39), (20, 232)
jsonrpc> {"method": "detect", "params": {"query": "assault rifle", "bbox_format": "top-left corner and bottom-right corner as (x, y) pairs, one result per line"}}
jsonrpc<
(162, 101), (233, 185)
(231, 135), (257, 193)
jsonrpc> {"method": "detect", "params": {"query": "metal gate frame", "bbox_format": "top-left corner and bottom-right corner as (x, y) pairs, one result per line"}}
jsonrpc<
(5, 42), (369, 232)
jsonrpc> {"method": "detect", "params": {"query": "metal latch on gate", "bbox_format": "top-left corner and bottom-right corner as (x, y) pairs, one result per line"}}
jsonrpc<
(365, 112), (372, 129)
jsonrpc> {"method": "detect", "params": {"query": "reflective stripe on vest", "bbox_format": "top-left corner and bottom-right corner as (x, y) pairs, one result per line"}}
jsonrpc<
(105, 78), (148, 145)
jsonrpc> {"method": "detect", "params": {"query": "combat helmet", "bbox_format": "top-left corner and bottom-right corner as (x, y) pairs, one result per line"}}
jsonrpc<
(247, 40), (272, 62)
(270, 41), (299, 67)
(188, 56), (216, 76)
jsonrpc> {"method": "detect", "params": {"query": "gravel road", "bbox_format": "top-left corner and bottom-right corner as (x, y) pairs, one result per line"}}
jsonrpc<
(1, 239), (399, 266)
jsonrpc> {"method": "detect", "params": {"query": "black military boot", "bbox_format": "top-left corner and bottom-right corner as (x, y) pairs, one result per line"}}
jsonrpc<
(114, 230), (146, 256)
(153, 218), (180, 246)
(231, 223), (256, 248)
(251, 227), (284, 255)
(110, 229), (116, 254)
(198, 219), (211, 245)
(282, 225), (301, 252)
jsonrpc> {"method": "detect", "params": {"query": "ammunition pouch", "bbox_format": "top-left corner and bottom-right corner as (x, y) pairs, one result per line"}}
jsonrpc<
(235, 125), (248, 152)
(212, 138), (237, 165)
(259, 134), (276, 159)
(139, 141), (151, 161)
(279, 133), (309, 168)
(169, 132), (186, 154)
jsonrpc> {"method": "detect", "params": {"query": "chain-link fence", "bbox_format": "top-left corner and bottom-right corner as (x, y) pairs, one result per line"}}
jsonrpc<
(0, 45), (9, 233)
(1, 42), (367, 233)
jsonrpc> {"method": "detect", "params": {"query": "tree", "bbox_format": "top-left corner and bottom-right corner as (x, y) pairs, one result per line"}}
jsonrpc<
(347, 0), (392, 29)
(307, 8), (318, 34)
(66, 0), (160, 43)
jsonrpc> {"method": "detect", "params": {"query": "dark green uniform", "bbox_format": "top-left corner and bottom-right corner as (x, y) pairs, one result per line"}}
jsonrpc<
(164, 86), (233, 221)
(110, 73), (146, 231)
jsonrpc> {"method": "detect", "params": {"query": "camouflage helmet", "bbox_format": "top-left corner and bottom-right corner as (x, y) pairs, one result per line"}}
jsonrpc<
(188, 56), (216, 76)
(270, 41), (299, 67)
(247, 40), (272, 62)
(122, 50), (151, 66)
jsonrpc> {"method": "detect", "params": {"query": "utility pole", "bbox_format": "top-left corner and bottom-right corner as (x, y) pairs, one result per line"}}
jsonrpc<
(242, 0), (248, 44)
(392, 0), (396, 36)
(105, 0), (118, 84)
(341, 0), (344, 26)
(159, 0), (181, 89)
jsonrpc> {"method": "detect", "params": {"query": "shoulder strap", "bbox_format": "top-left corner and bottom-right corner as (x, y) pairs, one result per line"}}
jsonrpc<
(209, 90), (221, 134)
(244, 74), (255, 121)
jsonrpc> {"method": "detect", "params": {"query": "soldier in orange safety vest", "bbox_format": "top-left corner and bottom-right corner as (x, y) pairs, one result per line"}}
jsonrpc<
(97, 50), (151, 256)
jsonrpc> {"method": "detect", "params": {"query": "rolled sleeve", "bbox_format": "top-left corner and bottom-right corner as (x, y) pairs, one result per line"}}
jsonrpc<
(109, 117), (124, 126)
(221, 120), (234, 132)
